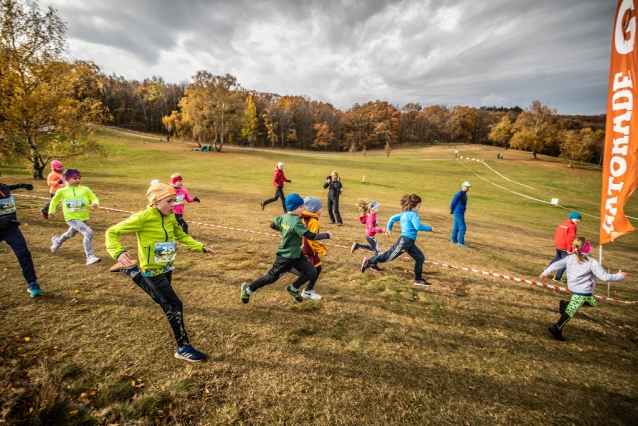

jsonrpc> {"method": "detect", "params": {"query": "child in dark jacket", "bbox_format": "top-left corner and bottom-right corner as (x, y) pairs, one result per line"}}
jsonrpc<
(541, 237), (626, 341)
(361, 194), (435, 286)
(351, 198), (384, 272)
(242, 194), (332, 304)
(0, 181), (42, 297)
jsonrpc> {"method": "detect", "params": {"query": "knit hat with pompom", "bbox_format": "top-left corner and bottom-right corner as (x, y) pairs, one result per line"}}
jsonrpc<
(146, 180), (176, 204)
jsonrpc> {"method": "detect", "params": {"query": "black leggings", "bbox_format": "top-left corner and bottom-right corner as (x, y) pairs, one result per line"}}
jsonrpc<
(291, 264), (322, 291)
(327, 197), (341, 224)
(132, 271), (189, 348)
(263, 187), (287, 212)
(175, 214), (189, 234)
(41, 193), (54, 214)
(249, 255), (317, 292)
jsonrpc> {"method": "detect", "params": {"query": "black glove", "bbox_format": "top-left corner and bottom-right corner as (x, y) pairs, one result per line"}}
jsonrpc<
(193, 197), (200, 203)
(288, 180), (292, 184)
(22, 184), (34, 190)
(450, 210), (453, 214)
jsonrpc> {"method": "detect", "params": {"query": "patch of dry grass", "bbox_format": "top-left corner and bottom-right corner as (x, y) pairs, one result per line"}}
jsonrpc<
(1, 131), (637, 424)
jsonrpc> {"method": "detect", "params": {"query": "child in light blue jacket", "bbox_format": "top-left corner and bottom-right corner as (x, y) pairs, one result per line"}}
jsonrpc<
(360, 194), (434, 286)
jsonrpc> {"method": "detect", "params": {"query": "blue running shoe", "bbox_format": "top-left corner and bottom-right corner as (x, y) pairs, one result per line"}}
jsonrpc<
(457, 243), (467, 248)
(174, 345), (207, 362)
(109, 260), (140, 277)
(27, 282), (42, 297)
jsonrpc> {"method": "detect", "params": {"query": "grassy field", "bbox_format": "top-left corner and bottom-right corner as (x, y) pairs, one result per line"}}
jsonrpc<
(1, 129), (638, 425)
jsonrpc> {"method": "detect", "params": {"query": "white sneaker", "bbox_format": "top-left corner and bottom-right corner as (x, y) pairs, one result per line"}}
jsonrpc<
(301, 289), (322, 300)
(86, 255), (101, 265)
(51, 236), (60, 253)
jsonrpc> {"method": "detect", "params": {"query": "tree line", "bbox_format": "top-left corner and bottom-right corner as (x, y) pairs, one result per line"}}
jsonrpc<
(0, 0), (606, 178)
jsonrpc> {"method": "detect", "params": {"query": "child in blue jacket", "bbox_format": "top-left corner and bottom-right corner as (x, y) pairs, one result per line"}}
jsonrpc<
(361, 194), (435, 286)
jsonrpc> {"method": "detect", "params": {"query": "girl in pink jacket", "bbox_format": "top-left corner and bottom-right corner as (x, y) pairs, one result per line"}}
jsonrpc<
(351, 199), (384, 272)
(171, 173), (200, 234)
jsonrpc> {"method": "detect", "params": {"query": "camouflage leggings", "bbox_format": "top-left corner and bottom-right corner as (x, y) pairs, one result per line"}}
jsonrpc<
(558, 294), (597, 329)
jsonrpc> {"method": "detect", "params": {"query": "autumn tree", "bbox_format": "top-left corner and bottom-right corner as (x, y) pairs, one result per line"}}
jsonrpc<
(262, 109), (279, 148)
(488, 116), (515, 149)
(509, 100), (558, 159)
(240, 95), (259, 147)
(559, 128), (602, 167)
(312, 121), (334, 149)
(0, 0), (106, 178)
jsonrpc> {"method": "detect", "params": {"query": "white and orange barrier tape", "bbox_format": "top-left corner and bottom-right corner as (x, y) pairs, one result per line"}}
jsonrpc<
(14, 193), (637, 304)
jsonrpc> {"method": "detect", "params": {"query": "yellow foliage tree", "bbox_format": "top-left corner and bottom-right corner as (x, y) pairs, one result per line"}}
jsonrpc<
(488, 116), (515, 149)
(240, 95), (259, 147)
(510, 100), (558, 159)
(0, 0), (106, 178)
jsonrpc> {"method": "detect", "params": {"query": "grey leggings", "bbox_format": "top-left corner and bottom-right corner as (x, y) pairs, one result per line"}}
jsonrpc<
(57, 219), (94, 257)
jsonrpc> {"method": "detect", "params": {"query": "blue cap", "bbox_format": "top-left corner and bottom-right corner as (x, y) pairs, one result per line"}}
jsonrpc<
(569, 211), (582, 220)
(303, 196), (322, 213)
(285, 193), (304, 212)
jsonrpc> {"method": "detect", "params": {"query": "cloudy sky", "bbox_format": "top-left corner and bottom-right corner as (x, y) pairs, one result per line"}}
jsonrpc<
(48, 0), (615, 114)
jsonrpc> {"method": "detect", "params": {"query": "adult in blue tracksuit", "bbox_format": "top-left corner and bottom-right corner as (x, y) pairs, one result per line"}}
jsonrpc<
(450, 181), (471, 248)
(360, 194), (434, 286)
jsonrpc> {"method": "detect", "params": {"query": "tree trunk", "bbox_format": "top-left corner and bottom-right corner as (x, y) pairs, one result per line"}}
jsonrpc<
(532, 150), (537, 159)
(31, 148), (44, 179)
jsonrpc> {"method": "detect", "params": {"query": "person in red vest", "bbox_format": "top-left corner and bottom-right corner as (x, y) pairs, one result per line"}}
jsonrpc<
(261, 162), (291, 213)
(546, 212), (581, 282)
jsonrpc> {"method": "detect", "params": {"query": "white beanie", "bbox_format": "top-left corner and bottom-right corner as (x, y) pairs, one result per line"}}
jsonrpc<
(277, 162), (284, 168)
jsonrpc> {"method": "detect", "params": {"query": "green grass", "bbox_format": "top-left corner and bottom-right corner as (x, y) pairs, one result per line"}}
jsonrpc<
(1, 129), (638, 425)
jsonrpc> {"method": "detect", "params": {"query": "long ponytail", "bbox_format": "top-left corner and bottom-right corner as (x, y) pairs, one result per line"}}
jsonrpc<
(572, 236), (590, 264)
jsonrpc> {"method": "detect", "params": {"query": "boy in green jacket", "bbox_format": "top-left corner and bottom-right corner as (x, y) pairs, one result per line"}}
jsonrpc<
(48, 169), (101, 265)
(106, 180), (216, 362)
(241, 193), (332, 304)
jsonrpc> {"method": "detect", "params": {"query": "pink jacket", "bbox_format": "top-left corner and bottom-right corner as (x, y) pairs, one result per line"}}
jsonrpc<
(360, 213), (384, 237)
(172, 187), (195, 215)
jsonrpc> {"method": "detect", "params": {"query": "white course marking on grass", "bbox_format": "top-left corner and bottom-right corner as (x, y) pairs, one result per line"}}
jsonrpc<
(481, 161), (538, 190)
(14, 194), (637, 304)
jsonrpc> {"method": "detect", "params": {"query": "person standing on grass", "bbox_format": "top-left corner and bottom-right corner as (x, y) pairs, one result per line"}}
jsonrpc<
(351, 198), (384, 272)
(106, 180), (217, 362)
(541, 237), (626, 341)
(261, 162), (291, 213)
(41, 160), (64, 219)
(323, 170), (343, 225)
(0, 181), (43, 297)
(241, 193), (332, 304)
(450, 181), (471, 248)
(360, 194), (434, 287)
(48, 169), (101, 265)
(170, 173), (200, 234)
(547, 212), (581, 283)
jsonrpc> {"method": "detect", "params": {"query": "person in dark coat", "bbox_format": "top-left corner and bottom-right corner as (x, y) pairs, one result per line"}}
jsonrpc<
(323, 170), (343, 225)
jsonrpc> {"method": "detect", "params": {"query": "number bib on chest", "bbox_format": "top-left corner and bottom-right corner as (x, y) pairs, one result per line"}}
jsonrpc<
(0, 197), (16, 215)
(154, 241), (177, 263)
(174, 195), (185, 205)
(65, 199), (86, 212)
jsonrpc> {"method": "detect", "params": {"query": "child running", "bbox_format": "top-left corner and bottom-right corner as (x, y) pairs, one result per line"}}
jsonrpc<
(106, 180), (217, 362)
(41, 160), (64, 219)
(49, 168), (101, 265)
(290, 196), (327, 300)
(351, 199), (384, 272)
(170, 173), (200, 234)
(241, 193), (332, 304)
(360, 194), (434, 286)
(540, 236), (626, 341)
(0, 181), (43, 297)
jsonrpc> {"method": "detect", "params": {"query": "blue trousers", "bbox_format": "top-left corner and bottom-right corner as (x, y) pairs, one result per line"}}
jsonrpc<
(548, 249), (569, 280)
(369, 235), (425, 280)
(0, 227), (37, 284)
(451, 212), (466, 244)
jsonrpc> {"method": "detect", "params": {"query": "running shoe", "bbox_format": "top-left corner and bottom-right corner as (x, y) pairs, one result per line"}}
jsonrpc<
(51, 236), (60, 253)
(27, 282), (43, 297)
(457, 243), (467, 248)
(413, 279), (432, 287)
(301, 289), (322, 300)
(350, 242), (359, 253)
(109, 260), (140, 277)
(371, 265), (382, 272)
(361, 257), (370, 273)
(285, 285), (303, 303)
(548, 325), (565, 341)
(174, 344), (207, 362)
(241, 283), (251, 304)
(86, 255), (101, 265)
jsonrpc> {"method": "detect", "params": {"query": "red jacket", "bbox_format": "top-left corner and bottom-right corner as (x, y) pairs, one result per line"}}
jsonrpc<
(273, 168), (290, 188)
(554, 219), (577, 252)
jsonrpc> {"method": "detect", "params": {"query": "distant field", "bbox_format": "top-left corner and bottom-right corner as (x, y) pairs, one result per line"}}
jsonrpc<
(1, 129), (637, 425)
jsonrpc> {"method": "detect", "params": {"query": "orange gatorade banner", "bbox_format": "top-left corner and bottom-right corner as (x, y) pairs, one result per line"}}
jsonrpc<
(601, 0), (638, 244)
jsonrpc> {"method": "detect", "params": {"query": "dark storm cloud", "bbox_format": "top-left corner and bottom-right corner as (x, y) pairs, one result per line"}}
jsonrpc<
(49, 0), (616, 114)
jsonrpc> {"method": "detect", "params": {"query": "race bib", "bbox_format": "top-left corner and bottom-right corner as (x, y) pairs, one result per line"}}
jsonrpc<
(65, 199), (86, 212)
(174, 195), (185, 205)
(0, 197), (16, 215)
(154, 241), (177, 263)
